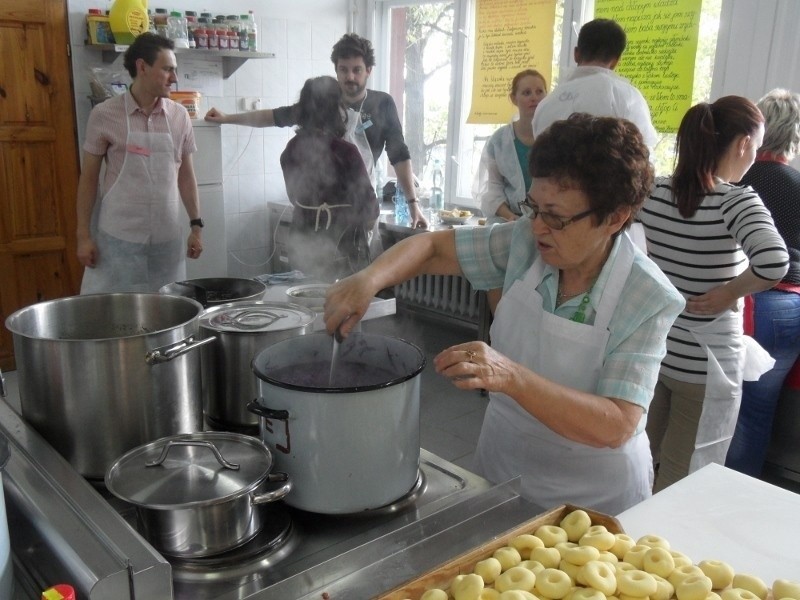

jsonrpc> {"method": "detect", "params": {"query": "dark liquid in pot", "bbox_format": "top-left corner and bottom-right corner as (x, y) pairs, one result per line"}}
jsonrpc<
(266, 361), (401, 388)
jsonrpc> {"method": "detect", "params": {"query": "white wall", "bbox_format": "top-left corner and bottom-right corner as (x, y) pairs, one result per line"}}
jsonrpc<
(67, 0), (350, 277)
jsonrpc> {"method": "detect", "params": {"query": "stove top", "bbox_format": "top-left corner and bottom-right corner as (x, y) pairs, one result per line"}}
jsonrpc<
(1, 401), (537, 600)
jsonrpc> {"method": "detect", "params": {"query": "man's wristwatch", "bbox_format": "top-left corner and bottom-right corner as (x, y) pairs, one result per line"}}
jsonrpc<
(190, 218), (204, 228)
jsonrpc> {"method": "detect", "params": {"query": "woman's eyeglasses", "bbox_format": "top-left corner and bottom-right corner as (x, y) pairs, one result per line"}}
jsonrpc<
(521, 194), (595, 231)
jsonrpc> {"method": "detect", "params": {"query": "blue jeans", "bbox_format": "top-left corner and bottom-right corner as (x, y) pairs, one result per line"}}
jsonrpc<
(726, 289), (800, 476)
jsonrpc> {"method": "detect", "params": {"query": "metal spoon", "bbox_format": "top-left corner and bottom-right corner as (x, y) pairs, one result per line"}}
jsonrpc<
(328, 328), (344, 386)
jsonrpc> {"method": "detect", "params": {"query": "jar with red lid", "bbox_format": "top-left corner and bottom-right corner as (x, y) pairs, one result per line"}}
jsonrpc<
(194, 27), (208, 49)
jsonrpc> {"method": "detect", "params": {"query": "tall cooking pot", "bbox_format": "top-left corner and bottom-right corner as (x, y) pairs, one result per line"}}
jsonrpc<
(250, 332), (425, 514)
(159, 277), (266, 308)
(5, 293), (213, 479)
(198, 301), (317, 429)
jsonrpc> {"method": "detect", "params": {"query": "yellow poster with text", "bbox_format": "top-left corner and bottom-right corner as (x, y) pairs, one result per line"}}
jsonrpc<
(468, 0), (556, 124)
(595, 0), (702, 132)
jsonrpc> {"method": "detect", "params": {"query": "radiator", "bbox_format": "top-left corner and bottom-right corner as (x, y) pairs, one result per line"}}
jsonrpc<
(394, 274), (482, 325)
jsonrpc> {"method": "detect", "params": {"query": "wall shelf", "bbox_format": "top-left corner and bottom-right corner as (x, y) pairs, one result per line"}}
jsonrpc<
(86, 44), (275, 78)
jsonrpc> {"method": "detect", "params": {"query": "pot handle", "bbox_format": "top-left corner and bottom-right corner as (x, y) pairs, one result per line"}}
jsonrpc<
(247, 399), (289, 421)
(145, 440), (240, 470)
(145, 335), (215, 365)
(252, 472), (292, 504)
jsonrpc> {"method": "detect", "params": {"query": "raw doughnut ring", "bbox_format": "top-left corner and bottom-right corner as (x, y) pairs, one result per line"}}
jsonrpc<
(478, 590), (501, 600)
(560, 509), (593, 542)
(670, 551), (693, 569)
(616, 561), (637, 572)
(563, 543), (600, 566)
(474, 557), (503, 584)
(421, 590), (448, 600)
(580, 526), (616, 551)
(495, 566), (537, 593)
(518, 560), (546, 574)
(669, 566), (706, 589)
(531, 546), (561, 569)
(617, 569), (658, 597)
(698, 560), (734, 590)
(732, 574), (769, 600)
(610, 534), (637, 560)
(707, 593), (722, 600)
(535, 525), (569, 547)
(498, 592), (537, 600)
(598, 551), (619, 563)
(676, 575), (713, 600)
(720, 589), (761, 600)
(637, 534), (670, 550)
(451, 573), (485, 600)
(578, 560), (617, 595)
(558, 558), (581, 584)
(652, 573), (676, 600)
(535, 567), (572, 599)
(773, 579), (800, 600)
(493, 546), (522, 572)
(622, 544), (651, 569)
(511, 534), (545, 559)
(643, 546), (676, 578)
(571, 588), (608, 600)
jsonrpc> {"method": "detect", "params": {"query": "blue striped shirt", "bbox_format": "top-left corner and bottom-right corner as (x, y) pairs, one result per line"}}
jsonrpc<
(454, 219), (685, 419)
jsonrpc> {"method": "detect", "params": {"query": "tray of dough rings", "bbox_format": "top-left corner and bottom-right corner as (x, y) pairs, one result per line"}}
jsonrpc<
(376, 503), (800, 600)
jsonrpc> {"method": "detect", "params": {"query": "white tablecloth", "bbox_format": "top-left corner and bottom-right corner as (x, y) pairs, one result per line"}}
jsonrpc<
(617, 463), (800, 584)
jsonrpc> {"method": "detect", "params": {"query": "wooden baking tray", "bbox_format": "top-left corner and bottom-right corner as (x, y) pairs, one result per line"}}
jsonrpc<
(376, 504), (624, 600)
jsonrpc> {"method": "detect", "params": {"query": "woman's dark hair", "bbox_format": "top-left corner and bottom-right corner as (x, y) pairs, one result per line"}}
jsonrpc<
(672, 95), (764, 217)
(330, 33), (375, 68)
(123, 32), (175, 78)
(529, 113), (653, 233)
(577, 19), (626, 63)
(510, 69), (548, 95)
(295, 76), (347, 138)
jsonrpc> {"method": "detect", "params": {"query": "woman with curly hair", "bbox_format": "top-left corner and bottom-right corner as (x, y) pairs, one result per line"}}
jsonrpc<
(324, 113), (685, 514)
(637, 96), (789, 491)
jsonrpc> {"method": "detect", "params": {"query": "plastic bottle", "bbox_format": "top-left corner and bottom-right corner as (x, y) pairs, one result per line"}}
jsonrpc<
(246, 10), (257, 52)
(108, 0), (148, 45)
(431, 159), (444, 213)
(167, 11), (189, 48)
(217, 27), (229, 50)
(394, 184), (410, 225)
(207, 26), (219, 50)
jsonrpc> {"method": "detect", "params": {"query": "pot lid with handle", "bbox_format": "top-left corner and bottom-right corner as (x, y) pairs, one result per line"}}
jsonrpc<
(105, 432), (275, 509)
(199, 301), (317, 333)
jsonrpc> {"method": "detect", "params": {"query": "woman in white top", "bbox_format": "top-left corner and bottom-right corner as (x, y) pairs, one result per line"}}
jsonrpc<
(476, 69), (548, 222)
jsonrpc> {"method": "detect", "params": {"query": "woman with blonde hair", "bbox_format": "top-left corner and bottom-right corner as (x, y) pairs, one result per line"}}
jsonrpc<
(637, 95), (789, 491)
(475, 69), (548, 222)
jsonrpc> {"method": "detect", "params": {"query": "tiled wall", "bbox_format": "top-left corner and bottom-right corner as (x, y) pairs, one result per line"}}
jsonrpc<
(67, 0), (349, 277)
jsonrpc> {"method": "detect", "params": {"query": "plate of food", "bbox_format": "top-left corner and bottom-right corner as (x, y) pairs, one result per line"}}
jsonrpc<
(438, 209), (473, 225)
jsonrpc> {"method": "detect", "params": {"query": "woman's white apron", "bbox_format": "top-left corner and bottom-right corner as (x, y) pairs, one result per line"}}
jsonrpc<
(474, 234), (653, 514)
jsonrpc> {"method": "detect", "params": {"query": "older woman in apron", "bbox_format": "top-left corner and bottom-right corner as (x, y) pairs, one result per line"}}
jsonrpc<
(324, 114), (685, 515)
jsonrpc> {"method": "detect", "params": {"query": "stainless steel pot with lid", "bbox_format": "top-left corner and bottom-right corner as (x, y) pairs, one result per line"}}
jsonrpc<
(198, 301), (317, 430)
(105, 431), (291, 558)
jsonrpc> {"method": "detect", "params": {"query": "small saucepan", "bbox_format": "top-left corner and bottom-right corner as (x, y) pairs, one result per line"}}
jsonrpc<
(105, 432), (291, 558)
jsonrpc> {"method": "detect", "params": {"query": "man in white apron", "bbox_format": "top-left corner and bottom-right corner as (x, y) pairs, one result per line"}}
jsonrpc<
(76, 33), (202, 294)
(204, 33), (428, 232)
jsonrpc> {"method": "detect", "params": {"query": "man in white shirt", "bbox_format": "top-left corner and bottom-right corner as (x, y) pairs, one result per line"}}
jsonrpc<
(532, 19), (658, 150)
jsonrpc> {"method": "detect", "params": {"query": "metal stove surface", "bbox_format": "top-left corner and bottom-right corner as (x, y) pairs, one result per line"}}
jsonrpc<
(1, 398), (538, 600)
(113, 452), (489, 599)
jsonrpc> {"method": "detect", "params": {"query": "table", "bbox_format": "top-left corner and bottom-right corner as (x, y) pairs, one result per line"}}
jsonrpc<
(617, 463), (800, 583)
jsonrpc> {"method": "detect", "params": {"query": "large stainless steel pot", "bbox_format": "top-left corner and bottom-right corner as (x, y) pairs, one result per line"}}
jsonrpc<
(198, 301), (317, 429)
(105, 432), (291, 558)
(159, 277), (267, 308)
(250, 332), (425, 514)
(5, 293), (213, 479)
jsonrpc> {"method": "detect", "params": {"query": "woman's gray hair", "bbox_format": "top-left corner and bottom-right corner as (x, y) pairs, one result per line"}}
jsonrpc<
(757, 88), (800, 160)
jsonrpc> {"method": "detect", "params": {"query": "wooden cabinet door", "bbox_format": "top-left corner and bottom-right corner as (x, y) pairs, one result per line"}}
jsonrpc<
(0, 0), (81, 370)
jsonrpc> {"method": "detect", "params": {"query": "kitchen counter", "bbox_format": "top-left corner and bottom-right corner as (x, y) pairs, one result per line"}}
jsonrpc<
(618, 463), (800, 583)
